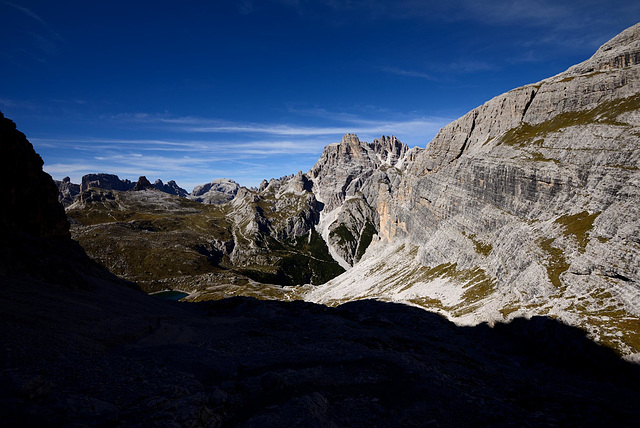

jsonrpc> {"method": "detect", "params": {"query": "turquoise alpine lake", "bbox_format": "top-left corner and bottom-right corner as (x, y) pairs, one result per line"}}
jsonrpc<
(151, 291), (189, 300)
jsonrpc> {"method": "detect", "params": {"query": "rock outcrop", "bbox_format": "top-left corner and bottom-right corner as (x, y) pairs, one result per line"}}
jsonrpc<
(188, 178), (240, 204)
(57, 175), (190, 206)
(80, 173), (134, 193)
(308, 133), (407, 266)
(54, 176), (80, 207)
(153, 178), (188, 197)
(132, 175), (154, 191)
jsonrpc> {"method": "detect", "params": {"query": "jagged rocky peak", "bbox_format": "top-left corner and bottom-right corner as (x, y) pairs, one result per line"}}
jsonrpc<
(55, 176), (81, 207)
(132, 175), (154, 191)
(189, 178), (240, 204)
(152, 179), (188, 197)
(310, 133), (374, 181)
(369, 135), (408, 165)
(80, 173), (134, 193)
(336, 133), (376, 162)
(287, 171), (313, 193)
(340, 132), (362, 146)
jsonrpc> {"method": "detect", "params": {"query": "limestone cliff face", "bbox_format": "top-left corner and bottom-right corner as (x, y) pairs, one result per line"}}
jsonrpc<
(188, 178), (240, 204)
(307, 23), (640, 356)
(80, 173), (134, 193)
(55, 177), (81, 207)
(309, 133), (408, 266)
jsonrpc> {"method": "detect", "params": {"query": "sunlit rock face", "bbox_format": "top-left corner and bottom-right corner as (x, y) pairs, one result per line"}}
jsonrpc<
(306, 23), (640, 357)
(307, 133), (409, 267)
(55, 177), (81, 207)
(189, 178), (240, 204)
(80, 173), (135, 193)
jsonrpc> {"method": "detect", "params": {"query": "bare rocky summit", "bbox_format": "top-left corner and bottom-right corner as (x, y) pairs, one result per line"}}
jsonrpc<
(54, 176), (80, 207)
(153, 178), (188, 197)
(189, 178), (240, 204)
(81, 172), (135, 193)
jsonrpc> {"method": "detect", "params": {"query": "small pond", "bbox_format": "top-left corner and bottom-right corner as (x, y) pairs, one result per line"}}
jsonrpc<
(151, 290), (189, 301)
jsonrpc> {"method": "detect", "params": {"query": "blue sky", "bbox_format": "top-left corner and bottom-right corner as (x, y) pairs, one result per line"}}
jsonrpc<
(1, 1), (639, 190)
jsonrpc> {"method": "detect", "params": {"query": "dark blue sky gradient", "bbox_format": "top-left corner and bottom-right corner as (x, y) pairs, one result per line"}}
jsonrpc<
(2, 1), (639, 189)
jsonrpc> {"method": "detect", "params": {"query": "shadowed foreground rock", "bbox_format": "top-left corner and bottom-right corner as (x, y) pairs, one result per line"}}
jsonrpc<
(1, 288), (640, 427)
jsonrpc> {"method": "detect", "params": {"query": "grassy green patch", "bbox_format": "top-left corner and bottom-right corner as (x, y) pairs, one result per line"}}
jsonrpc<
(329, 223), (356, 247)
(608, 164), (639, 171)
(398, 262), (497, 315)
(355, 221), (377, 262)
(538, 237), (569, 288)
(408, 296), (444, 309)
(498, 94), (640, 147)
(482, 136), (495, 146)
(463, 232), (493, 257)
(554, 211), (600, 252)
(499, 305), (521, 318)
(240, 229), (345, 286)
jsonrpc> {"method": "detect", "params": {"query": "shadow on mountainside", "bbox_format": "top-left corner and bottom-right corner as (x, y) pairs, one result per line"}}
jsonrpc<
(1, 288), (640, 427)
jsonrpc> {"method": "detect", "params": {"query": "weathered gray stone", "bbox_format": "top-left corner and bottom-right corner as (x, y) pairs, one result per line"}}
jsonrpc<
(188, 178), (240, 204)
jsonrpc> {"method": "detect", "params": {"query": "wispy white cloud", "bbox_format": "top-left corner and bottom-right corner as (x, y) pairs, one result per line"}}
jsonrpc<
(32, 137), (330, 155)
(0, 98), (38, 110)
(38, 106), (454, 188)
(379, 66), (438, 80)
(105, 109), (451, 147)
(4, 2), (63, 40)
